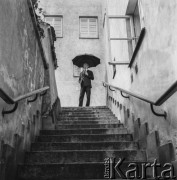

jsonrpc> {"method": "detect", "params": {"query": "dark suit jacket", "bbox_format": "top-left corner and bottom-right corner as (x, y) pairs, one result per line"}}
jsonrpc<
(79, 70), (94, 88)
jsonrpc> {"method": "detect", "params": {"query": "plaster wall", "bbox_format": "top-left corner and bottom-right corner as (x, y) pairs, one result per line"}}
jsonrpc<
(103, 0), (177, 148)
(40, 0), (107, 107)
(0, 0), (50, 179)
(41, 24), (58, 108)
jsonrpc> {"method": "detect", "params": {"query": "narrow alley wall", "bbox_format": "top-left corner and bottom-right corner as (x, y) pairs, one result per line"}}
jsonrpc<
(0, 0), (59, 179)
(40, 0), (107, 107)
(40, 23), (60, 121)
(103, 0), (177, 149)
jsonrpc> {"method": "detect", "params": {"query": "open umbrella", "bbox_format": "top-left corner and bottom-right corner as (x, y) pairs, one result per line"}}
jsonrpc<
(72, 54), (100, 68)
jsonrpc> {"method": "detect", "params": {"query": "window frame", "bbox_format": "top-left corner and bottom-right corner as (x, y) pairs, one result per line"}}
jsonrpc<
(126, 0), (146, 68)
(79, 16), (99, 39)
(107, 0), (146, 68)
(126, 0), (142, 50)
(132, 2), (141, 44)
(73, 64), (81, 77)
(44, 15), (63, 38)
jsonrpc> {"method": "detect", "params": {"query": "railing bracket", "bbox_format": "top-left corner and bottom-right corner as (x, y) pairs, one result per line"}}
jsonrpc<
(40, 90), (47, 96)
(150, 104), (167, 119)
(27, 94), (38, 104)
(109, 86), (116, 92)
(121, 91), (130, 99)
(103, 82), (107, 88)
(2, 102), (18, 117)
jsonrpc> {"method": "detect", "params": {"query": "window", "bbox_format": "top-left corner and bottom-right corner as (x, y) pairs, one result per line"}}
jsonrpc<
(107, 0), (145, 68)
(132, 3), (141, 44)
(126, 0), (142, 47)
(45, 16), (63, 38)
(73, 65), (81, 77)
(80, 17), (98, 38)
(126, 0), (145, 67)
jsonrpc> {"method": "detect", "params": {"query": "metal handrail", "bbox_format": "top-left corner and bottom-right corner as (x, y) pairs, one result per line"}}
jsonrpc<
(14, 87), (49, 102)
(103, 82), (154, 104)
(0, 86), (49, 116)
(103, 81), (177, 118)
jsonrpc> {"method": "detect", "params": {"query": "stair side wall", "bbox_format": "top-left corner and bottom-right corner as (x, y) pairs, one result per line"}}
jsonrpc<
(104, 0), (177, 157)
(0, 0), (59, 180)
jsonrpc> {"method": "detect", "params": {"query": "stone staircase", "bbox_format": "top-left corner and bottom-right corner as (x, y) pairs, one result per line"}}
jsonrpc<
(17, 106), (148, 179)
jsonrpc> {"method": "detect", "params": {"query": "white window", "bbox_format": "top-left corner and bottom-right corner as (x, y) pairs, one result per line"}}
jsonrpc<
(80, 17), (98, 38)
(45, 16), (63, 38)
(126, 0), (145, 67)
(107, 0), (145, 68)
(73, 65), (81, 77)
(126, 0), (142, 46)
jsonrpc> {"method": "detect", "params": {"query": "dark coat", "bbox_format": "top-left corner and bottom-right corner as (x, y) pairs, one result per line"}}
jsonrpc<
(79, 70), (94, 88)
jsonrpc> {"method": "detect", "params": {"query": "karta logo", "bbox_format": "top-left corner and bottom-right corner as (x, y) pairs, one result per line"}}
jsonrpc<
(104, 158), (176, 179)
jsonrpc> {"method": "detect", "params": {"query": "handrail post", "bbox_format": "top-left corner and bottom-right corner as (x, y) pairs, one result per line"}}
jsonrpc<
(2, 102), (18, 117)
(103, 82), (107, 88)
(27, 94), (38, 104)
(0, 86), (49, 116)
(120, 91), (130, 99)
(40, 90), (47, 96)
(150, 104), (167, 119)
(109, 86), (116, 92)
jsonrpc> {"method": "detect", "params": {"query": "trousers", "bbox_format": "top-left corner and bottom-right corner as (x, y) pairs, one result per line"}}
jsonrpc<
(79, 86), (91, 107)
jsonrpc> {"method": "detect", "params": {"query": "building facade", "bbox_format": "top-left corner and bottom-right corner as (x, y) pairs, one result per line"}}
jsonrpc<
(103, 0), (177, 150)
(40, 0), (107, 107)
(0, 0), (60, 179)
(39, 0), (177, 150)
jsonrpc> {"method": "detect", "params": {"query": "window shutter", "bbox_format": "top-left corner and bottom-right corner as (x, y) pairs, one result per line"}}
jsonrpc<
(80, 18), (89, 37)
(89, 18), (98, 38)
(80, 17), (98, 38)
(53, 17), (62, 37)
(45, 16), (62, 37)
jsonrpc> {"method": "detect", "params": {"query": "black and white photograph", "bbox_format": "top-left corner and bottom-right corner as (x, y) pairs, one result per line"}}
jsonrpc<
(0, 0), (177, 179)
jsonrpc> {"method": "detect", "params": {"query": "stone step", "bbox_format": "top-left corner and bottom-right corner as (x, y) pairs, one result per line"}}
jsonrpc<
(60, 111), (112, 115)
(25, 150), (146, 164)
(60, 111), (114, 115)
(61, 106), (108, 110)
(61, 109), (111, 113)
(60, 114), (115, 118)
(55, 123), (124, 129)
(40, 128), (128, 135)
(31, 141), (138, 151)
(17, 162), (153, 180)
(36, 134), (133, 143)
(58, 117), (117, 121)
(57, 120), (120, 125)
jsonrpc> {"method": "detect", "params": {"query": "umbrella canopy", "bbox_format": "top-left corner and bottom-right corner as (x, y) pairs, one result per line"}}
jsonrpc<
(72, 54), (100, 68)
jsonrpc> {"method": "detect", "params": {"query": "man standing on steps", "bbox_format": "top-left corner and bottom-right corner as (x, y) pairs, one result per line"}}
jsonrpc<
(79, 63), (94, 107)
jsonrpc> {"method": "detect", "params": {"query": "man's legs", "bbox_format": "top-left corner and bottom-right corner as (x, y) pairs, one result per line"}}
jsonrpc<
(79, 86), (85, 107)
(86, 87), (91, 106)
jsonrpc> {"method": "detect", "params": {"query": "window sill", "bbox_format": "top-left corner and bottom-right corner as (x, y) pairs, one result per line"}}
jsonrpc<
(129, 27), (146, 68)
(79, 37), (99, 40)
(108, 61), (129, 65)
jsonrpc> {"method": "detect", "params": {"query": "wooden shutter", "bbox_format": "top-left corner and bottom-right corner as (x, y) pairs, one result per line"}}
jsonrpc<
(45, 16), (62, 37)
(80, 18), (89, 38)
(53, 17), (62, 37)
(80, 17), (98, 38)
(89, 18), (98, 38)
